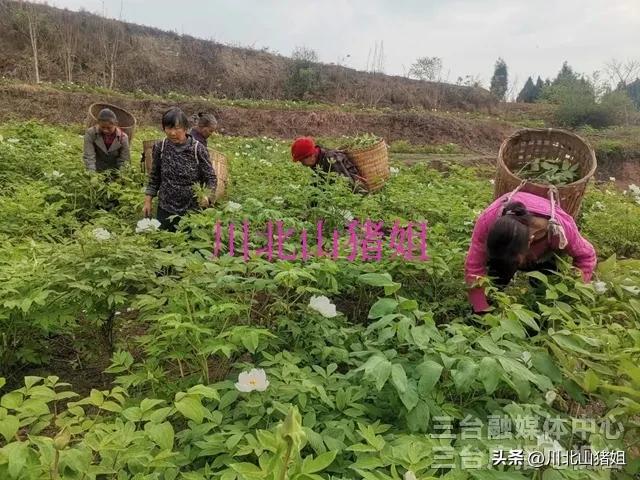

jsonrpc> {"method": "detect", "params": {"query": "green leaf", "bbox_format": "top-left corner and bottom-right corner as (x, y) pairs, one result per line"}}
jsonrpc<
(89, 389), (104, 406)
(218, 390), (239, 410)
(368, 298), (398, 319)
(511, 308), (539, 331)
(372, 360), (392, 391)
(391, 364), (408, 394)
(532, 351), (563, 383)
(477, 357), (502, 394)
(416, 360), (443, 396)
(0, 378), (5, 390)
(302, 450), (337, 474)
(145, 421), (175, 451)
(187, 385), (220, 400)
(174, 396), (205, 424)
(1, 392), (23, 410)
(451, 358), (478, 392)
(99, 401), (122, 413)
(359, 273), (396, 287)
(399, 381), (419, 411)
(0, 415), (19, 442)
(583, 370), (600, 393)
(4, 441), (29, 479)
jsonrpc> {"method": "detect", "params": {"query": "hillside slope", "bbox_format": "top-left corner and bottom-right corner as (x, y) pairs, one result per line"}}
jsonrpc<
(0, 0), (496, 112)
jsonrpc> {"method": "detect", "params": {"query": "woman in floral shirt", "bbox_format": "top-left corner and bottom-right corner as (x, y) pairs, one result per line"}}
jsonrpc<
(143, 108), (217, 232)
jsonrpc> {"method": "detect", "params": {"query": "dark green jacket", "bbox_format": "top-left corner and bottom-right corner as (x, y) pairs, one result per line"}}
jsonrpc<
(83, 127), (130, 172)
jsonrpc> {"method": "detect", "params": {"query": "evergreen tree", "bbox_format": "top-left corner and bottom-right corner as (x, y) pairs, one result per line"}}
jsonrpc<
(490, 58), (508, 101)
(554, 61), (578, 85)
(517, 77), (537, 103)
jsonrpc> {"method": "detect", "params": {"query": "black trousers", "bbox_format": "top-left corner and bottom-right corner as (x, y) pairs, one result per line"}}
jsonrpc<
(157, 206), (182, 233)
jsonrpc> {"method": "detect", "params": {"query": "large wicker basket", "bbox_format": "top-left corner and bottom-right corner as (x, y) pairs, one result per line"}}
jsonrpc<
(494, 128), (597, 218)
(86, 103), (137, 142)
(343, 139), (390, 192)
(142, 139), (229, 201)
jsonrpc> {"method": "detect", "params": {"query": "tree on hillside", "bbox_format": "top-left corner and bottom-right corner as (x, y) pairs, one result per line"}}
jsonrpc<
(11, 1), (44, 84)
(286, 46), (321, 100)
(490, 58), (508, 101)
(97, 17), (124, 89)
(58, 10), (79, 83)
(535, 76), (545, 93)
(605, 58), (640, 88)
(554, 61), (578, 84)
(408, 57), (443, 81)
(517, 77), (538, 103)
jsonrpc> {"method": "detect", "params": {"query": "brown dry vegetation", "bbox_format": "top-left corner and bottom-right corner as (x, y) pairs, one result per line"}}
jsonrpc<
(0, 0), (496, 112)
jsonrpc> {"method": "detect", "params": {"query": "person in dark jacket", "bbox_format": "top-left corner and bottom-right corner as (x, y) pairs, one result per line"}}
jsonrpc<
(143, 108), (217, 232)
(189, 112), (218, 147)
(83, 108), (130, 174)
(291, 137), (366, 194)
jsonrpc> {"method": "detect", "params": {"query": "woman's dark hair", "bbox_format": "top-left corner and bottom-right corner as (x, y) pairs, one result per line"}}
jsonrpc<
(97, 108), (118, 123)
(486, 201), (531, 286)
(195, 112), (218, 128)
(162, 108), (189, 130)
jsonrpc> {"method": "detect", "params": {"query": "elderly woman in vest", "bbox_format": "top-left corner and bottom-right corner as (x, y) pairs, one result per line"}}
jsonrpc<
(83, 108), (130, 174)
(189, 112), (218, 147)
(143, 108), (217, 232)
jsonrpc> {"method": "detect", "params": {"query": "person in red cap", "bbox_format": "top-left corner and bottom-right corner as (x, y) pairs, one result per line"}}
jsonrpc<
(291, 137), (366, 193)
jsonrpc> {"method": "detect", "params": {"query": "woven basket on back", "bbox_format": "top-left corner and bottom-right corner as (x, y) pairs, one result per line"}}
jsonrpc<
(343, 139), (390, 192)
(494, 128), (597, 218)
(142, 139), (229, 201)
(87, 103), (137, 142)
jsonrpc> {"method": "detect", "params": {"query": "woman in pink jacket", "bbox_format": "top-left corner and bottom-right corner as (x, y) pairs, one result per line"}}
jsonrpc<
(465, 190), (597, 313)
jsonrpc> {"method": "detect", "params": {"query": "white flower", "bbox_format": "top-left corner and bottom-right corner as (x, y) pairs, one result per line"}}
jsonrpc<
(629, 184), (640, 196)
(7, 138), (20, 144)
(226, 201), (242, 212)
(489, 179), (495, 185)
(115, 311), (121, 316)
(272, 196), (284, 205)
(545, 390), (557, 406)
(136, 218), (161, 233)
(235, 368), (269, 392)
(521, 351), (532, 366)
(609, 177), (616, 182)
(290, 184), (300, 190)
(623, 190), (628, 195)
(48, 170), (64, 179)
(93, 227), (111, 241)
(390, 167), (400, 175)
(404, 471), (417, 480)
(593, 201), (605, 210)
(309, 295), (338, 318)
(259, 159), (273, 167)
(126, 307), (134, 312)
(593, 281), (607, 294)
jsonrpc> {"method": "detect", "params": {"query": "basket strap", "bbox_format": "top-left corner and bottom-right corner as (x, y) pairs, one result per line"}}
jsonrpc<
(499, 179), (528, 215)
(547, 185), (568, 249)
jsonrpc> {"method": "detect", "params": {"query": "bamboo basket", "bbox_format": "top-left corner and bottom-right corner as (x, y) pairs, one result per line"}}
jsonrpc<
(142, 139), (229, 201)
(86, 103), (137, 142)
(494, 128), (597, 218)
(343, 139), (390, 192)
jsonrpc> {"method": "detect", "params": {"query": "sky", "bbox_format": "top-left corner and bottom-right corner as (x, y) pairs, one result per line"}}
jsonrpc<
(34, 0), (640, 94)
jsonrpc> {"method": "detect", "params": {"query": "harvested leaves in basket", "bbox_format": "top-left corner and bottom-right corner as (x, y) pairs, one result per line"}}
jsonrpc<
(340, 133), (382, 150)
(515, 157), (580, 185)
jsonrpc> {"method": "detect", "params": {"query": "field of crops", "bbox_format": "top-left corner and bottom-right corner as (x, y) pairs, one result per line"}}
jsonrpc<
(1, 121), (640, 479)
